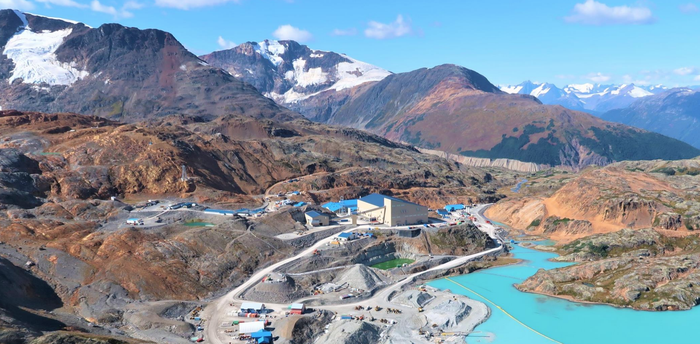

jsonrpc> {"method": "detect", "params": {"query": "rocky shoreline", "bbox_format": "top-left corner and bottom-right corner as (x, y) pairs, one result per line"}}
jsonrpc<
(516, 229), (700, 311)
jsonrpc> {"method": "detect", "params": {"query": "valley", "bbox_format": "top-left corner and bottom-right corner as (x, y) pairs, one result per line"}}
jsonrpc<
(0, 5), (699, 344)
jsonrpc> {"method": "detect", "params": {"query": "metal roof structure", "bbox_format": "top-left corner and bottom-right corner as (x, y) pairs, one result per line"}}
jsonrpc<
(305, 211), (326, 218)
(359, 193), (419, 208)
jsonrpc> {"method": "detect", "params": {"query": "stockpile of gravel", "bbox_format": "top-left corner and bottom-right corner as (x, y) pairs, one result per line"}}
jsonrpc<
(333, 264), (388, 291)
(243, 276), (309, 303)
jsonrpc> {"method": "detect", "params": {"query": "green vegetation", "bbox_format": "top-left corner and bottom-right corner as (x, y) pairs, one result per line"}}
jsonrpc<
(651, 166), (700, 176)
(578, 127), (700, 162)
(529, 219), (541, 227)
(371, 258), (415, 270)
(184, 219), (214, 227)
(552, 218), (572, 226)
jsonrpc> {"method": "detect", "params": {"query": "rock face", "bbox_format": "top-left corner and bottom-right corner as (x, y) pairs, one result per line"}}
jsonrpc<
(487, 159), (700, 242)
(0, 11), (296, 122)
(517, 228), (700, 311)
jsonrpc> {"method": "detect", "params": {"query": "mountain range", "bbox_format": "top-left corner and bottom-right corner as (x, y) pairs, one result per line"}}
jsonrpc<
(1, 9), (699, 170)
(601, 88), (700, 148)
(0, 10), (296, 122)
(498, 81), (673, 113)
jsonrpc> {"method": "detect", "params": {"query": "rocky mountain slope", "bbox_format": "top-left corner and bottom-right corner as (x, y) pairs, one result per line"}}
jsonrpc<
(0, 108), (510, 340)
(517, 228), (700, 311)
(295, 64), (698, 169)
(0, 10), (296, 122)
(602, 88), (700, 148)
(487, 158), (700, 242)
(200, 40), (390, 105)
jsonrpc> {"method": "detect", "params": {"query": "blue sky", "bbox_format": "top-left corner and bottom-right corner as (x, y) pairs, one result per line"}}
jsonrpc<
(3, 0), (700, 86)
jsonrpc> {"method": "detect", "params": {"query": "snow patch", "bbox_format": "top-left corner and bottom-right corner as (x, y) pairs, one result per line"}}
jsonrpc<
(254, 40), (286, 66)
(290, 59), (327, 87)
(179, 64), (187, 71)
(499, 85), (523, 94)
(4, 27), (89, 86)
(310, 53), (324, 58)
(198, 61), (209, 66)
(530, 83), (551, 98)
(565, 83), (595, 94)
(331, 54), (390, 91)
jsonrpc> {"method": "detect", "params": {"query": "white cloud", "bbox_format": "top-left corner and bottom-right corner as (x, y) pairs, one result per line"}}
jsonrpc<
(0, 0), (35, 10)
(272, 24), (312, 42)
(90, 0), (135, 18)
(679, 3), (699, 13)
(565, 0), (655, 25)
(695, 75), (700, 82)
(36, 0), (86, 7)
(586, 72), (611, 83)
(155, 0), (238, 10)
(122, 0), (144, 10)
(365, 14), (413, 39)
(674, 67), (697, 76)
(217, 36), (236, 49)
(331, 28), (357, 36)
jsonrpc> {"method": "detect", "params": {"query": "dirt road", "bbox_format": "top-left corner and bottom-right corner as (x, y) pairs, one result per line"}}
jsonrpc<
(203, 205), (504, 344)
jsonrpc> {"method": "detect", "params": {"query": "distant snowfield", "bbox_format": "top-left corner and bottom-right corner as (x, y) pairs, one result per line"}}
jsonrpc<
(4, 26), (89, 86)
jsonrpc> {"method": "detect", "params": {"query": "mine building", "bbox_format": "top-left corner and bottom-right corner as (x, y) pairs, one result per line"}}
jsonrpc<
(357, 193), (428, 227)
(305, 211), (330, 226)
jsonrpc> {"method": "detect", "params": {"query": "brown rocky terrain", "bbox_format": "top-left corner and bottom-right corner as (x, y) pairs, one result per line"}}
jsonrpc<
(0, 109), (510, 341)
(487, 159), (700, 243)
(517, 228), (700, 311)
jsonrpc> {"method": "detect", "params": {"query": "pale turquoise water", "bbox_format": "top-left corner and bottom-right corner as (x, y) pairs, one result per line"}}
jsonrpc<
(428, 244), (700, 344)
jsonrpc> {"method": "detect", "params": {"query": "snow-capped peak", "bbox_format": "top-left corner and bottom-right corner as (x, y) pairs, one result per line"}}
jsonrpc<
(254, 40), (286, 66)
(531, 83), (553, 98)
(565, 83), (595, 94)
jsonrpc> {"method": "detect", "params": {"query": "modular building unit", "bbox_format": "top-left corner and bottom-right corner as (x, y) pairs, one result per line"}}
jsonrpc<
(239, 321), (265, 334)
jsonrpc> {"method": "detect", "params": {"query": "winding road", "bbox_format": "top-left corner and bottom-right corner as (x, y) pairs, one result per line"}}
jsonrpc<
(203, 204), (503, 344)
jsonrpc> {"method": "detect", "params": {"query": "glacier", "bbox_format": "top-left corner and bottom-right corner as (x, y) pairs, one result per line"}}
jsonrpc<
(4, 25), (89, 86)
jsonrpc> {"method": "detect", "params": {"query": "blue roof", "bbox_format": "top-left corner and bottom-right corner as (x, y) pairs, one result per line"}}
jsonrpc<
(293, 202), (306, 207)
(359, 193), (418, 208)
(258, 338), (270, 344)
(445, 204), (465, 211)
(323, 199), (358, 212)
(323, 202), (343, 212)
(340, 199), (357, 207)
(292, 191), (300, 195)
(437, 209), (449, 215)
(251, 330), (272, 339)
(306, 211), (324, 218)
(127, 218), (140, 221)
(338, 232), (353, 238)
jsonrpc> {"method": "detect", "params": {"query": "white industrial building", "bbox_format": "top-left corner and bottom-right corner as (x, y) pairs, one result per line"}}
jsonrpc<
(357, 193), (428, 227)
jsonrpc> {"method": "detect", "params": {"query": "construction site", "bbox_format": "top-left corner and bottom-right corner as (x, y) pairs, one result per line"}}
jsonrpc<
(192, 203), (505, 344)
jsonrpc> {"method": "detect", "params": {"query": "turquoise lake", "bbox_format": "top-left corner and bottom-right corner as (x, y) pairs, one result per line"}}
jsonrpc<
(428, 244), (700, 344)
